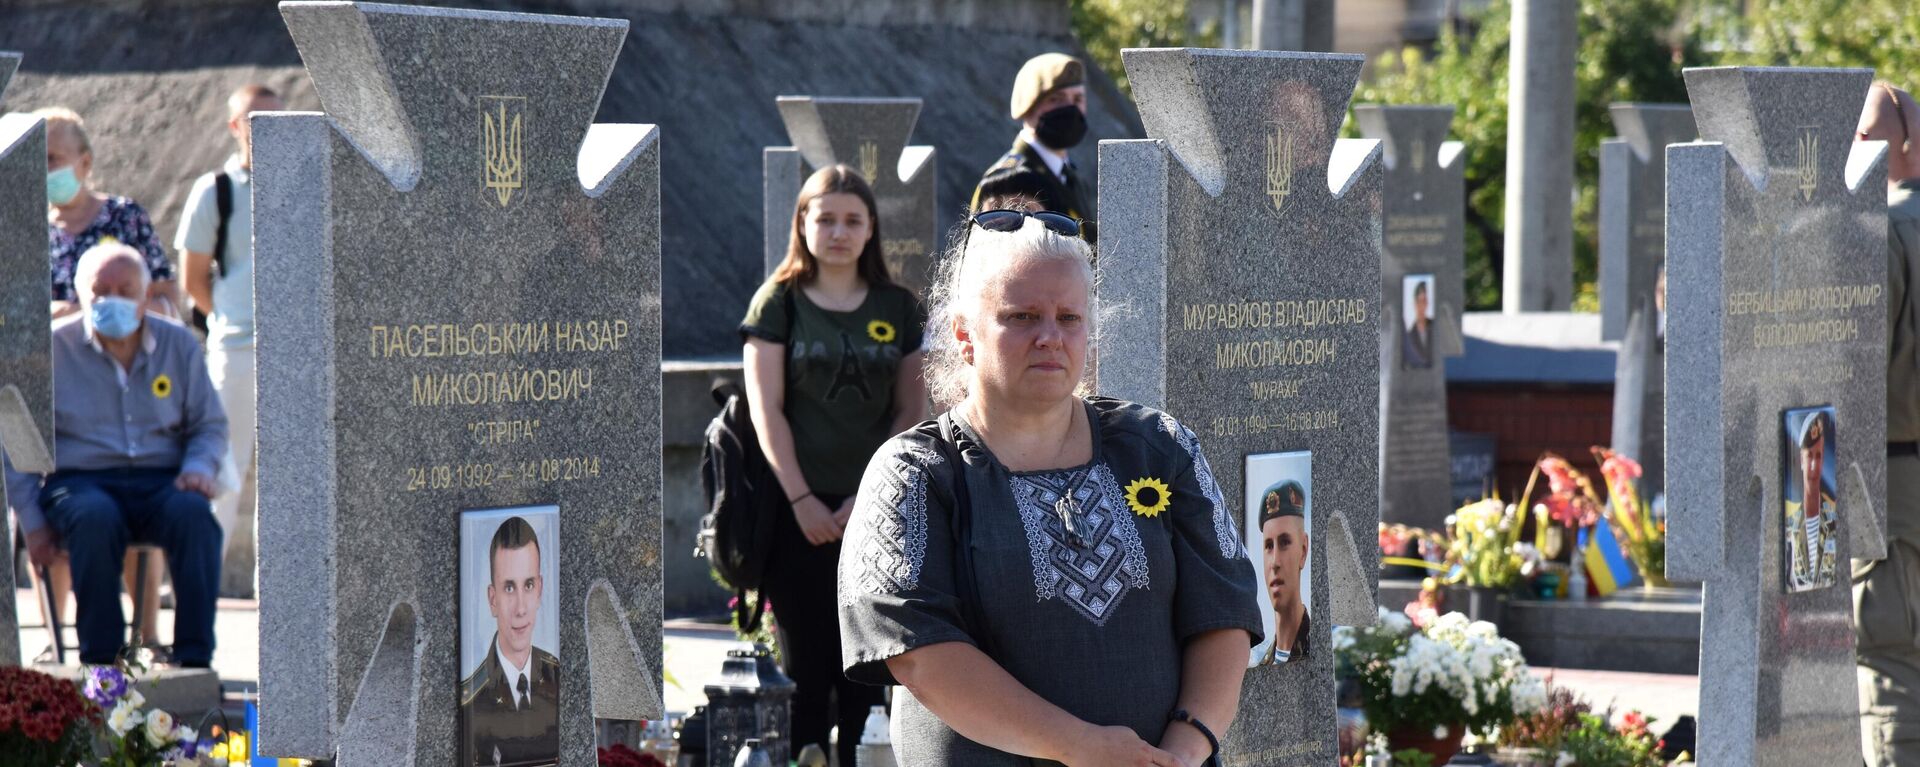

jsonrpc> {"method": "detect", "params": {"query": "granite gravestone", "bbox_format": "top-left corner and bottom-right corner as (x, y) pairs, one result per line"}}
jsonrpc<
(0, 50), (46, 668)
(1354, 104), (1464, 530)
(1099, 48), (1381, 766)
(763, 97), (937, 291)
(254, 4), (662, 765)
(1602, 104), (1693, 498)
(1600, 103), (1694, 341)
(1665, 66), (1888, 766)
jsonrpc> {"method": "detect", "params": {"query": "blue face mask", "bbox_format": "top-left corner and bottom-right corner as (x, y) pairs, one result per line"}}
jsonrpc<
(47, 166), (82, 206)
(88, 296), (142, 340)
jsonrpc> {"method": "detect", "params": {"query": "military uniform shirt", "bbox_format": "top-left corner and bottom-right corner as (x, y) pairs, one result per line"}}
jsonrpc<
(460, 636), (560, 767)
(970, 137), (1096, 243)
(1887, 180), (1920, 539)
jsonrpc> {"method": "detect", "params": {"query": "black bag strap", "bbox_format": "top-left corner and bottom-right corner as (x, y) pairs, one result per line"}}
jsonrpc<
(212, 172), (233, 279)
(735, 586), (768, 635)
(933, 414), (999, 661)
(717, 282), (792, 635)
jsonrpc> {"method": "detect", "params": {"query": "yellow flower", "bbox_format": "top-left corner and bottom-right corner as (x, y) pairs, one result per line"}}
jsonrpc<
(867, 319), (897, 344)
(1124, 476), (1172, 518)
(151, 374), (172, 399)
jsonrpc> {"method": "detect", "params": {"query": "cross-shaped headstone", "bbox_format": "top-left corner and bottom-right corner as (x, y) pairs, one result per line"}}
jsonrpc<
(763, 97), (937, 291)
(0, 50), (47, 668)
(1099, 48), (1381, 765)
(1355, 104), (1464, 529)
(1601, 103), (1695, 342)
(254, 4), (663, 764)
(1666, 66), (1889, 766)
(1603, 104), (1694, 498)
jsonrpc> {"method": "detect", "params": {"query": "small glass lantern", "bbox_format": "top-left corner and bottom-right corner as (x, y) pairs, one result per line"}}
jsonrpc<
(704, 643), (794, 767)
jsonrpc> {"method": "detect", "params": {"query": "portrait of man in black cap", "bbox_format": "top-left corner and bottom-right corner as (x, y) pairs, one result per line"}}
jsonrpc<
(461, 511), (561, 767)
(1244, 452), (1312, 668)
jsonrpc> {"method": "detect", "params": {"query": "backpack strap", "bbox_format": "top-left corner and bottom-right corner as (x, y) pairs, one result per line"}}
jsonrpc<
(212, 172), (233, 279)
(933, 414), (1000, 661)
(735, 585), (768, 635)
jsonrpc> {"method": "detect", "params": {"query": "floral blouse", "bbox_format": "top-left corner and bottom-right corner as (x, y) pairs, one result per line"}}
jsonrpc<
(838, 397), (1263, 765)
(48, 196), (173, 302)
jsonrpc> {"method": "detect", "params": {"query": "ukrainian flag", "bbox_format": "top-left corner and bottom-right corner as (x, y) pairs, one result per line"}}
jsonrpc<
(1578, 517), (1638, 596)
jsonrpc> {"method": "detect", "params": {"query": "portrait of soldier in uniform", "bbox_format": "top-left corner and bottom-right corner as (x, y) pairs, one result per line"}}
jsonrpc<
(1401, 275), (1435, 370)
(1784, 407), (1840, 593)
(1244, 452), (1312, 668)
(461, 512), (561, 767)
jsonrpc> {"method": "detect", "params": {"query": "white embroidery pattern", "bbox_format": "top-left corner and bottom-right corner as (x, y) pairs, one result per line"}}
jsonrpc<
(1161, 414), (1241, 559)
(1009, 463), (1150, 626)
(842, 444), (943, 606)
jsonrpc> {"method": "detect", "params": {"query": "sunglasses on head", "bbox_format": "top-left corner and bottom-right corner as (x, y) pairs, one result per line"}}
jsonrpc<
(970, 209), (1083, 239)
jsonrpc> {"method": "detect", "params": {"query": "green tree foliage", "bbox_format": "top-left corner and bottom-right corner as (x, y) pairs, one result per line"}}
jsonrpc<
(1353, 0), (1704, 311)
(1067, 0), (1915, 311)
(1698, 0), (1920, 76)
(1071, 0), (1218, 97)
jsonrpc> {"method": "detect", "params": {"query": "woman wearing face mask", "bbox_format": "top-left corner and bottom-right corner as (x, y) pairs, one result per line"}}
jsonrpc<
(739, 164), (927, 766)
(38, 107), (177, 320)
(970, 52), (1097, 243)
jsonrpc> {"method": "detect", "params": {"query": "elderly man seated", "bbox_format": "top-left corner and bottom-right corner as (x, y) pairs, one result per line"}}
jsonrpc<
(4, 243), (227, 667)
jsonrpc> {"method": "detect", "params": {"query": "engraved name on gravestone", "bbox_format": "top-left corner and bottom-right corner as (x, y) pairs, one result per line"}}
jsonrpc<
(254, 4), (662, 765)
(1665, 66), (1888, 766)
(1354, 104), (1464, 530)
(763, 97), (937, 291)
(1602, 104), (1693, 497)
(1099, 48), (1382, 767)
(0, 50), (47, 667)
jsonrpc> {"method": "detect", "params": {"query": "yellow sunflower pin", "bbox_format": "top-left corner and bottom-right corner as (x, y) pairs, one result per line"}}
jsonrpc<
(151, 374), (173, 399)
(867, 319), (897, 344)
(1124, 476), (1172, 518)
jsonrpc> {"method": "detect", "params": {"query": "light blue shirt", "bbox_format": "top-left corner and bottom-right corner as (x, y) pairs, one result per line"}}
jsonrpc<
(175, 155), (257, 349)
(3, 314), (228, 533)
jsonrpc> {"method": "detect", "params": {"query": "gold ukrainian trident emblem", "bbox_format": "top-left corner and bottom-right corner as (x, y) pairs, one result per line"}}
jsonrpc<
(1796, 127), (1819, 202)
(481, 96), (527, 208)
(1264, 122), (1294, 215)
(858, 140), (881, 184)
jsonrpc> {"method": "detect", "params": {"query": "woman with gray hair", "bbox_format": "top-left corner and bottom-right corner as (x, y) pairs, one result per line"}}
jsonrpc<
(838, 210), (1262, 766)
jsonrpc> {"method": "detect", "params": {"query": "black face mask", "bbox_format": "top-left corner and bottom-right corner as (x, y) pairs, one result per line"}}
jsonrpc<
(1033, 104), (1088, 150)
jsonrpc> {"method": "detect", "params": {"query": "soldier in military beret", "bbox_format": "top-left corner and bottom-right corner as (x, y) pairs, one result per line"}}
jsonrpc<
(971, 52), (1096, 242)
(1256, 480), (1310, 666)
(461, 516), (560, 767)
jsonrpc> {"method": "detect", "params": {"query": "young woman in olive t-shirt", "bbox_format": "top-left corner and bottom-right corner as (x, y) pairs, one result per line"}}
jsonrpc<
(738, 164), (928, 765)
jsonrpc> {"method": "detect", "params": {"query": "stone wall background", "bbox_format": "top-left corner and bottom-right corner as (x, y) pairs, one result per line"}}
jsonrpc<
(1, 0), (1141, 608)
(0, 0), (1142, 357)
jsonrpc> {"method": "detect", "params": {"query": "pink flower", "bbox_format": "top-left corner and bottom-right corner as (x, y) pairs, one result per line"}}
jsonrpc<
(1600, 452), (1643, 486)
(1538, 456), (1579, 495)
(1619, 710), (1650, 738)
(1379, 526), (1409, 556)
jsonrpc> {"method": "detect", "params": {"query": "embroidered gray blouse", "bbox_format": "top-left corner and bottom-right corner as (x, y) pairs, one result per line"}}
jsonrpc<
(838, 398), (1263, 765)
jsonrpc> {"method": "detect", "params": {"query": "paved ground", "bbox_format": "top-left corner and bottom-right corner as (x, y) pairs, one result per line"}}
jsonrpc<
(16, 589), (1703, 739)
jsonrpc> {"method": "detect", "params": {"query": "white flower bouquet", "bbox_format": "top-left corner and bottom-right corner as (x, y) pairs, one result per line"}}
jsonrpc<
(1336, 608), (1548, 744)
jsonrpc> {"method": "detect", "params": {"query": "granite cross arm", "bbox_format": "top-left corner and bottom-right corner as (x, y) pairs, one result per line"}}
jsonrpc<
(1665, 65), (1889, 767)
(0, 49), (49, 668)
(763, 96), (937, 291)
(255, 4), (663, 765)
(1097, 47), (1383, 766)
